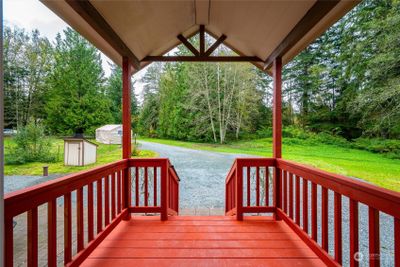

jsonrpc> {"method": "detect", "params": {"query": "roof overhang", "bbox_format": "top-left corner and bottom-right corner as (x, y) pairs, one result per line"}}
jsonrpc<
(41, 0), (360, 74)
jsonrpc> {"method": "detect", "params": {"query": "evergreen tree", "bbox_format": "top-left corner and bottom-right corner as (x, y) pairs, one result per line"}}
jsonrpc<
(45, 28), (113, 135)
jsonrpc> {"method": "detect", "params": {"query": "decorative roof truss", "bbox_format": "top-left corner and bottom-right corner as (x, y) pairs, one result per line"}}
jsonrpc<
(142, 25), (263, 63)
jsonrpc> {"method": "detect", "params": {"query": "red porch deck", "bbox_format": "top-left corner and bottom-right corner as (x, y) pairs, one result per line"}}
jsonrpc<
(4, 157), (400, 267)
(81, 215), (324, 267)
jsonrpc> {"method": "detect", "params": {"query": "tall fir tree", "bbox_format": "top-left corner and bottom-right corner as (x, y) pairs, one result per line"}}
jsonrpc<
(45, 28), (113, 135)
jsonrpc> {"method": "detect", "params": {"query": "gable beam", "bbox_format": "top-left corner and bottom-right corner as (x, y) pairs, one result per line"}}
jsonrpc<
(204, 34), (227, 57)
(65, 0), (141, 70)
(263, 0), (340, 70)
(142, 56), (262, 62)
(199, 25), (205, 55)
(177, 34), (200, 56)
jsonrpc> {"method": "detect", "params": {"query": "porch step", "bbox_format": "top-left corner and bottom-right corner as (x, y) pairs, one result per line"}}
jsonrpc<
(81, 216), (326, 267)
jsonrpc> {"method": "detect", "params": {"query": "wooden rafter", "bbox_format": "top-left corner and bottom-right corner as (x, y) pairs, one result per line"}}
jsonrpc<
(65, 0), (141, 70)
(264, 0), (340, 69)
(199, 25), (205, 55)
(204, 34), (227, 57)
(142, 56), (262, 62)
(145, 25), (259, 63)
(177, 34), (199, 56)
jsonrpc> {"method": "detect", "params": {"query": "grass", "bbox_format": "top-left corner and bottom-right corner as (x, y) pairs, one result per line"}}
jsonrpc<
(4, 137), (157, 176)
(139, 137), (400, 192)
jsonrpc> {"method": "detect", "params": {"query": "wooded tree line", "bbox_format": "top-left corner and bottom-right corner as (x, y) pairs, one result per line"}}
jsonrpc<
(4, 0), (399, 142)
(139, 0), (400, 141)
(4, 27), (138, 135)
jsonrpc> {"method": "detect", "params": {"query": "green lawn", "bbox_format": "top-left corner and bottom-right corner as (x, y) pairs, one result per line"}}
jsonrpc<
(139, 137), (400, 192)
(4, 137), (157, 176)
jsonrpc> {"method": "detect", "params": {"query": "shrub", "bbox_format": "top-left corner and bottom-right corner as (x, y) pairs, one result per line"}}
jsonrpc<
(6, 122), (56, 164)
(351, 138), (400, 159)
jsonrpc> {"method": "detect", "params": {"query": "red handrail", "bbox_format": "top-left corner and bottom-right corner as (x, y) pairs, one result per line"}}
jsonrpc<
(225, 158), (276, 220)
(4, 159), (128, 267)
(276, 158), (400, 267)
(128, 158), (180, 220)
(4, 158), (180, 267)
(225, 157), (400, 267)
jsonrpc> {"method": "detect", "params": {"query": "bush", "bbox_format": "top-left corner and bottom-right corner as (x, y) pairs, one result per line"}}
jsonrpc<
(310, 132), (348, 146)
(6, 122), (56, 164)
(351, 138), (400, 159)
(282, 126), (312, 139)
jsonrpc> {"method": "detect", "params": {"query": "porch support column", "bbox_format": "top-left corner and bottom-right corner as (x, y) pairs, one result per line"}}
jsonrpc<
(272, 57), (282, 219)
(0, 1), (4, 264)
(272, 57), (282, 159)
(122, 56), (132, 219)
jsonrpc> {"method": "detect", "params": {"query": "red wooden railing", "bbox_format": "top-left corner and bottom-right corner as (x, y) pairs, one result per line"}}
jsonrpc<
(225, 158), (276, 220)
(4, 158), (180, 267)
(226, 157), (400, 267)
(129, 158), (179, 220)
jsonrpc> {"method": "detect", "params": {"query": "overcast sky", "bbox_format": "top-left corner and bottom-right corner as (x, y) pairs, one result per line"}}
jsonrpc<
(4, 0), (147, 94)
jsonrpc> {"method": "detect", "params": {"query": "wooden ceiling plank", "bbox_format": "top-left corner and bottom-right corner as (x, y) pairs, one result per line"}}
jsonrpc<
(142, 56), (262, 62)
(65, 0), (141, 70)
(263, 0), (340, 69)
(204, 34), (227, 57)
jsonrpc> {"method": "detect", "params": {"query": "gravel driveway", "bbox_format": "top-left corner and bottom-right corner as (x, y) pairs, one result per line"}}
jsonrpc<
(139, 141), (251, 212)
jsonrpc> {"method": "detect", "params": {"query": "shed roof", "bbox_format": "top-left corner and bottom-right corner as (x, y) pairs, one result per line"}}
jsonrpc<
(41, 0), (359, 73)
(96, 124), (122, 131)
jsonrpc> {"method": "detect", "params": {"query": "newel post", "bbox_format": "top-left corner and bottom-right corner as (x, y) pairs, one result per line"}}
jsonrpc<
(122, 56), (132, 219)
(236, 160), (243, 221)
(160, 159), (169, 221)
(272, 57), (282, 219)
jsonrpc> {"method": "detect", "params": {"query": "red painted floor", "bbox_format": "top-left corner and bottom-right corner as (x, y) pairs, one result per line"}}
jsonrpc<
(81, 216), (326, 267)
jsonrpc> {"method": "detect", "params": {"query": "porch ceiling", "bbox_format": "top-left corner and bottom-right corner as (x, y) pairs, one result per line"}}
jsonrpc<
(41, 0), (359, 73)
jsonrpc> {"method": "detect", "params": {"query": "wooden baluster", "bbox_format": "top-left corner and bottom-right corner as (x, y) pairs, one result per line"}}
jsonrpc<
(48, 199), (57, 267)
(369, 207), (380, 267)
(64, 192), (72, 264)
(349, 199), (359, 267)
(135, 166), (139, 206)
(97, 179), (103, 233)
(321, 187), (328, 251)
(334, 192), (342, 264)
(27, 207), (38, 267)
(105, 175), (110, 226)
(111, 172), (116, 219)
(283, 171), (287, 213)
(144, 167), (148, 206)
(256, 166), (260, 206)
(289, 173), (293, 219)
(87, 182), (94, 242)
(295, 175), (300, 225)
(5, 216), (13, 267)
(395, 218), (400, 267)
(247, 166), (251, 206)
(302, 179), (308, 234)
(154, 167), (158, 206)
(265, 167), (269, 206)
(117, 170), (122, 213)
(311, 182), (318, 241)
(77, 187), (84, 252)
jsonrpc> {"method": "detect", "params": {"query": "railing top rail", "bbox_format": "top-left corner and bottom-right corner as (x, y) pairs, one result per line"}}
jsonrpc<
(5, 159), (128, 218)
(235, 157), (276, 167)
(277, 158), (400, 218)
(169, 165), (180, 182)
(225, 159), (238, 183)
(129, 157), (171, 167)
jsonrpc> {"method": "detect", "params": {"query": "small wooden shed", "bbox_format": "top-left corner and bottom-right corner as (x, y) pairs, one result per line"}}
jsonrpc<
(64, 138), (98, 166)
